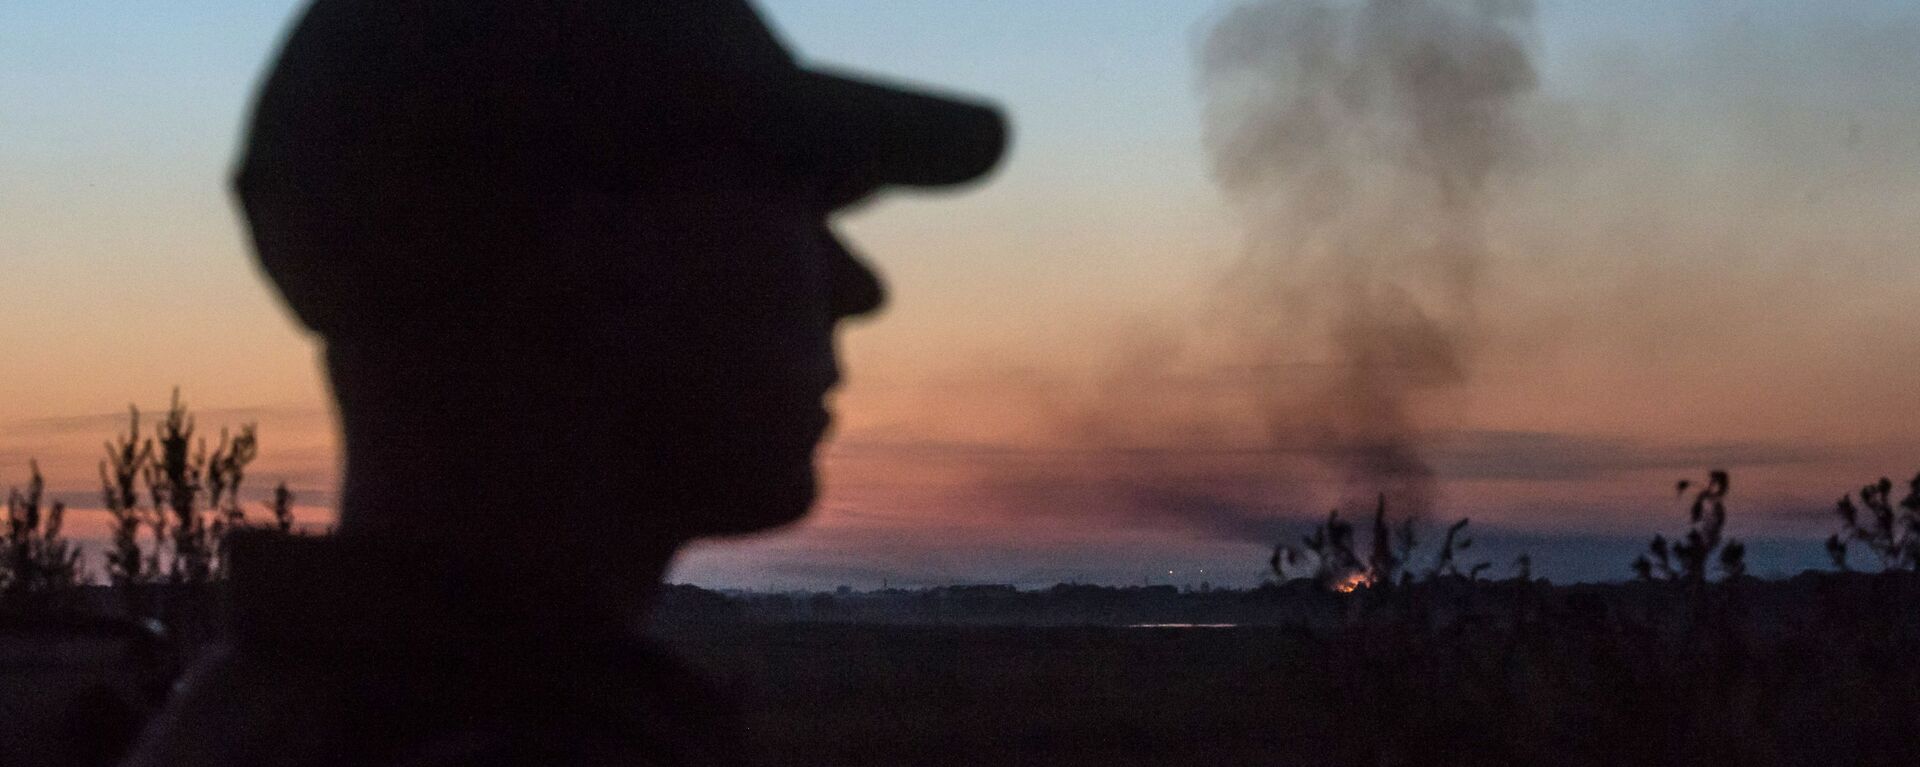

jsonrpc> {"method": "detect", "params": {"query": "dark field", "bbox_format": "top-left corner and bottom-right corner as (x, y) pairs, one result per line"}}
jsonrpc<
(655, 577), (1920, 767)
(662, 623), (1299, 767)
(9, 577), (1920, 766)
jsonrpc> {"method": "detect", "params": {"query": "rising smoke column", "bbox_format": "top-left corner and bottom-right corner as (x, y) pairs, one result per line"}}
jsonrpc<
(1200, 0), (1538, 519)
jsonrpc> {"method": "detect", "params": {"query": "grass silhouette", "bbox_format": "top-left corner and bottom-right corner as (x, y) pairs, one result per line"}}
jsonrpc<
(3, 461), (83, 605)
(1828, 473), (1920, 571)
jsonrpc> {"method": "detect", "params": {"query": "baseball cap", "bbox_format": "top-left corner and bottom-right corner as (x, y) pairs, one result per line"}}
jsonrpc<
(234, 0), (1008, 335)
(239, 0), (1007, 193)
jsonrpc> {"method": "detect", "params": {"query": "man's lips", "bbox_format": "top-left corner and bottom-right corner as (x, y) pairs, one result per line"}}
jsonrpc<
(806, 403), (833, 446)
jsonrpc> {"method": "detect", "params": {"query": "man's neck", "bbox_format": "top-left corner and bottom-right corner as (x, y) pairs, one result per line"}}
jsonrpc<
(333, 459), (680, 638)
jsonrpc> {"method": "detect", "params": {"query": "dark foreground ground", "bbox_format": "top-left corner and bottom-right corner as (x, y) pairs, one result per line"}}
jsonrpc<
(660, 622), (1317, 767)
(653, 576), (1920, 767)
(8, 575), (1920, 766)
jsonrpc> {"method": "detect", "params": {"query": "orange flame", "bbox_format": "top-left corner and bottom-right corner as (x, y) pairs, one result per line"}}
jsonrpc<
(1332, 571), (1373, 593)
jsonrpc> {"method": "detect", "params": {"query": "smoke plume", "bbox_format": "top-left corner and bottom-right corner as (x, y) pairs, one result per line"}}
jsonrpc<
(1198, 0), (1538, 520)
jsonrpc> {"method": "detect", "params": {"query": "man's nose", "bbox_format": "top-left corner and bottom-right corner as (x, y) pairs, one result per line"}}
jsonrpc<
(825, 230), (886, 320)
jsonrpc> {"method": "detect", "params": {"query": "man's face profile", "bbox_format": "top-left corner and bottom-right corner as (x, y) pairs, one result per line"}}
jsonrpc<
(569, 154), (888, 536)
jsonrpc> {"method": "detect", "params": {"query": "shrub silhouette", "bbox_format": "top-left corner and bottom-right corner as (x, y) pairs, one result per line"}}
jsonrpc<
(1428, 517), (1490, 581)
(1272, 507), (1363, 588)
(1826, 473), (1920, 571)
(2, 461), (84, 604)
(87, 390), (281, 607)
(1271, 496), (1486, 590)
(4, 390), (289, 610)
(100, 406), (156, 587)
(267, 481), (296, 534)
(1632, 470), (1745, 584)
(1365, 495), (1400, 587)
(145, 391), (252, 583)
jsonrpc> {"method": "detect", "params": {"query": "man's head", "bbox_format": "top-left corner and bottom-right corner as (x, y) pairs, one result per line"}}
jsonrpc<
(237, 0), (1005, 542)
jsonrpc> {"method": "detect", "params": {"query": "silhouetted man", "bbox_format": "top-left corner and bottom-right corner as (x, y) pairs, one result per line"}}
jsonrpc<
(121, 1), (1004, 764)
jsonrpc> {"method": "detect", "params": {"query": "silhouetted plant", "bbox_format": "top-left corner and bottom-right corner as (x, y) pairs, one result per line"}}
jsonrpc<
(89, 391), (267, 595)
(145, 392), (205, 583)
(1632, 470), (1745, 583)
(141, 390), (258, 584)
(1272, 508), (1363, 588)
(206, 422), (258, 545)
(268, 481), (296, 534)
(1427, 518), (1487, 580)
(1824, 532), (1850, 571)
(1273, 501), (1499, 592)
(100, 406), (157, 586)
(1718, 539), (1746, 579)
(1364, 495), (1404, 589)
(1274, 495), (1451, 592)
(1391, 513), (1417, 586)
(1827, 473), (1920, 571)
(3, 461), (84, 603)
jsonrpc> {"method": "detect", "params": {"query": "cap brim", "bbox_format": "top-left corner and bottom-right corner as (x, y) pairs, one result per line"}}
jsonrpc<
(782, 67), (1009, 189)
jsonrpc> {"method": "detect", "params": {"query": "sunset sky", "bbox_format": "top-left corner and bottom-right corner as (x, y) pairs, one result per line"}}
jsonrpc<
(5, 0), (1919, 588)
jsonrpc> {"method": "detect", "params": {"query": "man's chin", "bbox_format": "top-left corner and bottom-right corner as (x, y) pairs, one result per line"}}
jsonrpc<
(673, 463), (819, 538)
